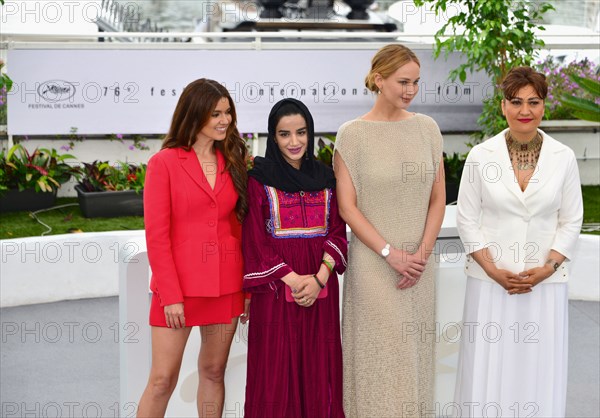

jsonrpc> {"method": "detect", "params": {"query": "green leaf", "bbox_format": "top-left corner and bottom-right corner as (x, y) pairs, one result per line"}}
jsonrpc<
(37, 180), (48, 192)
(572, 110), (600, 123)
(561, 94), (600, 114)
(59, 153), (77, 160)
(570, 74), (600, 97)
(1, 74), (13, 92)
(6, 144), (22, 162)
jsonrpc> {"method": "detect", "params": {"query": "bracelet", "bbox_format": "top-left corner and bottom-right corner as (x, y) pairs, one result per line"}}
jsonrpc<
(545, 258), (560, 272)
(313, 274), (325, 289)
(321, 259), (334, 274)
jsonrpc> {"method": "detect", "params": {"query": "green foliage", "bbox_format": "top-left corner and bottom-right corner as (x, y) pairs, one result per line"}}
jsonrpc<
(443, 152), (467, 184)
(561, 75), (600, 123)
(582, 185), (600, 223)
(537, 56), (600, 120)
(0, 144), (81, 194)
(0, 60), (9, 125)
(413, 0), (554, 138)
(0, 60), (12, 92)
(79, 161), (147, 193)
(315, 134), (336, 167)
(0, 85), (6, 126)
(0, 197), (145, 238)
(473, 92), (508, 141)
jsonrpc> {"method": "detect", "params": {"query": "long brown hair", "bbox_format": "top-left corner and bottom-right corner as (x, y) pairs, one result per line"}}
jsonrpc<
(162, 78), (248, 222)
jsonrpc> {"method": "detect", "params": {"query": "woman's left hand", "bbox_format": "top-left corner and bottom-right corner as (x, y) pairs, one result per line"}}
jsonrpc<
(510, 264), (555, 292)
(293, 275), (322, 307)
(240, 298), (251, 324)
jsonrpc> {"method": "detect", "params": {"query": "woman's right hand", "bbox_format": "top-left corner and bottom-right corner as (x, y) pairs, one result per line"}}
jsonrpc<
(386, 248), (427, 281)
(490, 269), (532, 295)
(281, 272), (303, 293)
(164, 303), (185, 329)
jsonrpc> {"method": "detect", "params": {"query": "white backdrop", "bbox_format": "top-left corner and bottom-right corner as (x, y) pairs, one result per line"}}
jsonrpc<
(7, 48), (489, 135)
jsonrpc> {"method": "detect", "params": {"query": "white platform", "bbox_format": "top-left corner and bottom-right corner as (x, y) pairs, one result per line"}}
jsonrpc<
(1, 209), (598, 416)
(2, 206), (598, 308)
(117, 249), (468, 417)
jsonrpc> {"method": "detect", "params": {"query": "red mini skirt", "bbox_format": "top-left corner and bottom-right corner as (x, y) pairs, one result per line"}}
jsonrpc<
(149, 291), (244, 327)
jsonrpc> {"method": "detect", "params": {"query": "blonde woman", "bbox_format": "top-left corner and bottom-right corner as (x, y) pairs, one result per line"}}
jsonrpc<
(334, 44), (445, 417)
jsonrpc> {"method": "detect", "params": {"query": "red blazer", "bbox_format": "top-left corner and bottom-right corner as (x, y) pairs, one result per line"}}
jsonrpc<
(144, 147), (243, 307)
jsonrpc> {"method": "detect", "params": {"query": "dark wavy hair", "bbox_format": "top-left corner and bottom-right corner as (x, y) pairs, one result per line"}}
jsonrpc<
(162, 78), (248, 222)
(500, 66), (548, 100)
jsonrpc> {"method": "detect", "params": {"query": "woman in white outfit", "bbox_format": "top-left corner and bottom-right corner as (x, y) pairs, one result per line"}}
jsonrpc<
(454, 66), (583, 418)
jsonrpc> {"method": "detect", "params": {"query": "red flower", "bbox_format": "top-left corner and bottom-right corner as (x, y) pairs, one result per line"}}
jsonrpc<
(27, 164), (48, 176)
(127, 174), (137, 182)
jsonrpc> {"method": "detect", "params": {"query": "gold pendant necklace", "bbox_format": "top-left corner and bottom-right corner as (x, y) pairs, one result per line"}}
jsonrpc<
(505, 131), (543, 170)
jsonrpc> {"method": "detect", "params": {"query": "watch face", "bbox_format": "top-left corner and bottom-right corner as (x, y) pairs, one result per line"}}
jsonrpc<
(382, 248), (390, 257)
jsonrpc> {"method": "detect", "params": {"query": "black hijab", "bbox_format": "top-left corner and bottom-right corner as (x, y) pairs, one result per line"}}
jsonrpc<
(248, 98), (336, 192)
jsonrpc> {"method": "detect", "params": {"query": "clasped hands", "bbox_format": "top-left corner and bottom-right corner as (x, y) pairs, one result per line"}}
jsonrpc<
(491, 264), (554, 295)
(386, 247), (428, 290)
(287, 273), (324, 308)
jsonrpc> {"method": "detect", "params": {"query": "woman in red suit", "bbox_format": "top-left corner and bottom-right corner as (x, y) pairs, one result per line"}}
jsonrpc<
(137, 78), (249, 417)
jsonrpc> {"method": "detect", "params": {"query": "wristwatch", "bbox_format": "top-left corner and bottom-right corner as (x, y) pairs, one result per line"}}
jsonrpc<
(546, 258), (560, 272)
(381, 243), (391, 258)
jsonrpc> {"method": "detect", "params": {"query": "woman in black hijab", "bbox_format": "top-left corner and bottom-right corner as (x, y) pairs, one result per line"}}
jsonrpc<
(242, 98), (347, 417)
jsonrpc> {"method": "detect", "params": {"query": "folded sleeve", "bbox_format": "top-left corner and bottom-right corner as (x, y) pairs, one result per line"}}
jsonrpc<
(242, 178), (293, 291)
(550, 152), (583, 260)
(323, 189), (348, 274)
(144, 154), (184, 306)
(456, 150), (488, 255)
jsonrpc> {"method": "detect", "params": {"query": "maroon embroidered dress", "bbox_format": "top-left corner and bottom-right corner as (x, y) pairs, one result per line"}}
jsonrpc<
(242, 176), (348, 418)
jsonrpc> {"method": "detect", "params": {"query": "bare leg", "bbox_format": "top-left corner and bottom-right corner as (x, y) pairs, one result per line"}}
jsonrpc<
(197, 318), (239, 417)
(137, 326), (192, 417)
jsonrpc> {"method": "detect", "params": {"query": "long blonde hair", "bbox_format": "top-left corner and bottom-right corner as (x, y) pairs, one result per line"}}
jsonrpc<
(365, 44), (420, 93)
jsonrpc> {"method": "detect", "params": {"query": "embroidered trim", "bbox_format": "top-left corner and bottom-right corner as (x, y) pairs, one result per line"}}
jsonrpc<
(264, 186), (331, 239)
(244, 263), (287, 279)
(325, 240), (347, 267)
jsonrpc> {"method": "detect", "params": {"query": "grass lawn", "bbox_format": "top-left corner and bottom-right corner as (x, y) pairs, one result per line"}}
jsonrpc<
(0, 198), (144, 239)
(582, 185), (600, 235)
(1, 187), (599, 239)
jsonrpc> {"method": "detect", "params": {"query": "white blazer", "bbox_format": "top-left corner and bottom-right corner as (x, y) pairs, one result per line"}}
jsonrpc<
(456, 128), (583, 284)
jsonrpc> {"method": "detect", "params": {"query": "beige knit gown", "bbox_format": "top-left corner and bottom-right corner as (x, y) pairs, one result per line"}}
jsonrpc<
(335, 114), (442, 418)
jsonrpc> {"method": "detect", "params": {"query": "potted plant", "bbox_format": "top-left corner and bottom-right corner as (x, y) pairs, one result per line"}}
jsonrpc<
(443, 152), (466, 205)
(75, 161), (146, 218)
(316, 134), (336, 167)
(0, 144), (81, 212)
